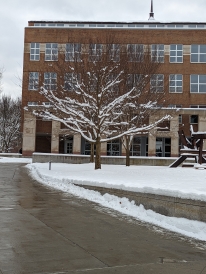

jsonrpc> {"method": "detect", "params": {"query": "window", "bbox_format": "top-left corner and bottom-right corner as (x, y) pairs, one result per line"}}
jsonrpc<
(151, 44), (164, 62)
(108, 44), (120, 61)
(28, 102), (38, 106)
(42, 102), (53, 106)
(30, 43), (40, 61)
(64, 73), (80, 91)
(190, 75), (206, 93)
(127, 74), (142, 90)
(190, 105), (206, 108)
(107, 139), (121, 156)
(29, 72), (39, 90)
(127, 44), (144, 62)
(44, 72), (57, 90)
(170, 44), (183, 63)
(130, 137), (141, 156)
(107, 74), (119, 93)
(65, 43), (81, 61)
(190, 115), (198, 124)
(89, 44), (102, 61)
(169, 74), (183, 93)
(45, 43), (58, 61)
(150, 74), (164, 92)
(191, 45), (206, 62)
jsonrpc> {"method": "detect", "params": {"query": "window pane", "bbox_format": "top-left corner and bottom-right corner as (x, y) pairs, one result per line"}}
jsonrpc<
(199, 75), (206, 83)
(170, 45), (176, 50)
(191, 55), (198, 62)
(191, 75), (198, 83)
(200, 45), (206, 53)
(200, 55), (206, 62)
(199, 85), (206, 93)
(191, 45), (198, 53)
(191, 84), (198, 92)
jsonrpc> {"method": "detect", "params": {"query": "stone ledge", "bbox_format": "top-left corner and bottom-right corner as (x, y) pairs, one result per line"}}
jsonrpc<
(75, 184), (206, 223)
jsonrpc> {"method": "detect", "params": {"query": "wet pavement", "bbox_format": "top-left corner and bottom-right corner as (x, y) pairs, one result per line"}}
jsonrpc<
(0, 163), (206, 273)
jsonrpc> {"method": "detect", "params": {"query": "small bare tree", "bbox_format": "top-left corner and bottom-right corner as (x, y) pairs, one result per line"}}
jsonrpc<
(29, 37), (170, 169)
(0, 96), (21, 152)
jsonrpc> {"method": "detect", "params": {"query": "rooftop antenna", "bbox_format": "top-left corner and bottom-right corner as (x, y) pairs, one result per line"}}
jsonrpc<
(148, 0), (155, 20)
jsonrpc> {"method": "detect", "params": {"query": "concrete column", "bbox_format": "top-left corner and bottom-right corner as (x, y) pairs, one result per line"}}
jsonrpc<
(121, 137), (126, 156)
(22, 111), (36, 156)
(101, 141), (107, 156)
(148, 133), (156, 156)
(51, 121), (60, 153)
(198, 113), (206, 150)
(73, 134), (81, 154)
(170, 115), (179, 157)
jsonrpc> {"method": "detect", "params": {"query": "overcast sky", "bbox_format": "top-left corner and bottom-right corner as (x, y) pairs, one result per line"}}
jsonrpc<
(0, 0), (206, 98)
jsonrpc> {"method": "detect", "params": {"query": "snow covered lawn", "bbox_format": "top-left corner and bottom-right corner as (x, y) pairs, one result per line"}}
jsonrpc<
(26, 162), (206, 242)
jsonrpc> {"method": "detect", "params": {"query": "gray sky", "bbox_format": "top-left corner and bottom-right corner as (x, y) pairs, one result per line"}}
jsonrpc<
(0, 0), (205, 98)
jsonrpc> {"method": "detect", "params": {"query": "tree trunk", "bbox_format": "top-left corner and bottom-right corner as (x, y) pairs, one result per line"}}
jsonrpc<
(90, 143), (94, 163)
(95, 137), (101, 169)
(125, 137), (130, 167)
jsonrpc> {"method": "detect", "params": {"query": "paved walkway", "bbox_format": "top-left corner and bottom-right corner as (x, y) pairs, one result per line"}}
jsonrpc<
(0, 163), (206, 273)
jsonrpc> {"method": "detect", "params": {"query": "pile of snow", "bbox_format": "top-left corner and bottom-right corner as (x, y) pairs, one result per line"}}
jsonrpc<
(27, 163), (206, 242)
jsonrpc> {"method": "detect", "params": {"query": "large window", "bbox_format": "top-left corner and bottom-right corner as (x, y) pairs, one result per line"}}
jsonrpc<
(170, 44), (183, 63)
(89, 44), (102, 61)
(190, 75), (206, 93)
(44, 72), (57, 90)
(30, 43), (40, 61)
(127, 44), (144, 62)
(64, 73), (80, 91)
(29, 72), (39, 90)
(107, 139), (121, 156)
(169, 74), (183, 93)
(151, 44), (164, 62)
(191, 45), (206, 63)
(108, 44), (120, 61)
(65, 43), (81, 61)
(45, 43), (58, 61)
(127, 74), (142, 90)
(150, 74), (164, 92)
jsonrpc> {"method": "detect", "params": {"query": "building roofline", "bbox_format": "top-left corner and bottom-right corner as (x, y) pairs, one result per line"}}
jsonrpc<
(28, 20), (206, 24)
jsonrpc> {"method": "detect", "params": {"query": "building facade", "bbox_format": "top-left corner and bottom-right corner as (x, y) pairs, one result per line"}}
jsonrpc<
(22, 18), (206, 157)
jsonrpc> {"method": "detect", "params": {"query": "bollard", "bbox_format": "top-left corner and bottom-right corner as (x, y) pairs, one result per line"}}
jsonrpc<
(49, 161), (51, 170)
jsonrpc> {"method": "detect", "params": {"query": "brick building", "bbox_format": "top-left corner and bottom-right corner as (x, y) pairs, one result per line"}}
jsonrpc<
(22, 5), (206, 157)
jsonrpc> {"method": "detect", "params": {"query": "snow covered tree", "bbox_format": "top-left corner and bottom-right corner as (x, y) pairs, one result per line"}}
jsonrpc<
(0, 96), (21, 152)
(30, 37), (170, 169)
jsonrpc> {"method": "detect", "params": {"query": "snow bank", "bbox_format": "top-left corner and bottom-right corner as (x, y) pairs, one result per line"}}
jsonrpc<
(26, 163), (206, 242)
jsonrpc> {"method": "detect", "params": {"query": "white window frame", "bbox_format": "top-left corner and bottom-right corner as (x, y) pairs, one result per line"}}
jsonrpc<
(127, 44), (144, 62)
(45, 43), (58, 61)
(191, 45), (206, 63)
(28, 72), (39, 90)
(190, 74), (206, 93)
(169, 74), (183, 93)
(89, 44), (102, 61)
(170, 44), (183, 63)
(30, 43), (40, 61)
(151, 44), (164, 63)
(150, 74), (164, 92)
(65, 43), (81, 61)
(44, 72), (57, 90)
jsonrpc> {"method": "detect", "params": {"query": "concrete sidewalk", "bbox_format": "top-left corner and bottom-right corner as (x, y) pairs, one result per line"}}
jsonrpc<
(0, 163), (206, 273)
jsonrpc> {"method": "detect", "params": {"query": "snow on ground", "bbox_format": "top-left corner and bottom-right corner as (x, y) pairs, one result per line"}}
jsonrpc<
(26, 162), (206, 242)
(0, 157), (32, 163)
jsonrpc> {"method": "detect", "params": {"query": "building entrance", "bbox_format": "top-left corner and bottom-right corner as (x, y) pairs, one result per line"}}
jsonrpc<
(64, 136), (73, 154)
(156, 138), (171, 157)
